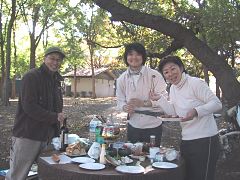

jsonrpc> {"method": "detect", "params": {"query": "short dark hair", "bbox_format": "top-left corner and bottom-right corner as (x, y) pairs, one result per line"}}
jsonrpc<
(158, 55), (187, 75)
(123, 42), (147, 66)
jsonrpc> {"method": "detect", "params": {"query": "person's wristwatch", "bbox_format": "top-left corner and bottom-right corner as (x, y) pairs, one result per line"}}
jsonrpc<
(143, 100), (150, 107)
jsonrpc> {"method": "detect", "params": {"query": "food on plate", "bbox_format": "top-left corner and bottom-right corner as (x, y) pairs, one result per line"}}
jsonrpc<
(121, 156), (133, 164)
(105, 155), (133, 166)
(118, 148), (132, 156)
(131, 142), (143, 156)
(106, 146), (117, 156)
(65, 142), (86, 156)
(123, 142), (133, 149)
(105, 154), (121, 166)
(51, 154), (60, 163)
(106, 146), (131, 157)
(160, 115), (179, 118)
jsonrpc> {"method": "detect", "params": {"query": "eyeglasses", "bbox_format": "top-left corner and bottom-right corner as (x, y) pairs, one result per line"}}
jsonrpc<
(46, 55), (63, 63)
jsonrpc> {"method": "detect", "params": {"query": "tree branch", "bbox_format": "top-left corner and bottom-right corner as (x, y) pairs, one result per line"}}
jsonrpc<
(94, 0), (240, 107)
(88, 40), (123, 48)
(148, 40), (183, 59)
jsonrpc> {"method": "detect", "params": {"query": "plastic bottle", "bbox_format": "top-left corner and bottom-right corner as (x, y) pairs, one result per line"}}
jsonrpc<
(99, 144), (107, 164)
(60, 118), (69, 151)
(89, 116), (102, 142)
(96, 125), (104, 144)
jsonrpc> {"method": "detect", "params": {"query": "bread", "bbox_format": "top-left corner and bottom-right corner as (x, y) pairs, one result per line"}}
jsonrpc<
(51, 154), (60, 163)
(66, 142), (86, 156)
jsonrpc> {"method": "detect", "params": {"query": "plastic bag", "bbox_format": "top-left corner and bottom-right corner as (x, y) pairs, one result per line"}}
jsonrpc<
(52, 137), (60, 150)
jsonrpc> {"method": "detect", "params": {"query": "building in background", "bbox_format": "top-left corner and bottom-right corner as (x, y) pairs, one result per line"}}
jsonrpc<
(63, 67), (117, 98)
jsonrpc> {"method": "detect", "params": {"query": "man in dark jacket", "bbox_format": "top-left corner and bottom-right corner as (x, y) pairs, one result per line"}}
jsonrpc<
(6, 47), (66, 180)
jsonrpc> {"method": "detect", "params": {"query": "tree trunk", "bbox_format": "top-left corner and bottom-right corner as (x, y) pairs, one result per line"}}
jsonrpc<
(2, 0), (16, 106)
(216, 78), (221, 99)
(30, 34), (37, 69)
(203, 65), (209, 85)
(94, 0), (240, 107)
(12, 22), (17, 99)
(89, 46), (96, 99)
(230, 43), (235, 68)
(0, 1), (5, 99)
(11, 76), (16, 98)
(74, 65), (77, 98)
(2, 79), (10, 106)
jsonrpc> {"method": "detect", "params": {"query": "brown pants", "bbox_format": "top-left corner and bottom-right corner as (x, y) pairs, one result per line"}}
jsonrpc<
(5, 137), (47, 180)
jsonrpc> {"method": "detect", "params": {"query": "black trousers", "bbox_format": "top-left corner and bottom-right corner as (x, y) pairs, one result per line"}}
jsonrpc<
(180, 135), (220, 180)
(127, 123), (163, 146)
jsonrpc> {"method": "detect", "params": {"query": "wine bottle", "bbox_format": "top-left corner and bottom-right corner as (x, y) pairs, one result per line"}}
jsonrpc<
(149, 135), (156, 147)
(60, 118), (69, 151)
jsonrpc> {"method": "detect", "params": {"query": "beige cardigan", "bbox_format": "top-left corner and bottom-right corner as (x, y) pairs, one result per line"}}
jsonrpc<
(116, 66), (167, 129)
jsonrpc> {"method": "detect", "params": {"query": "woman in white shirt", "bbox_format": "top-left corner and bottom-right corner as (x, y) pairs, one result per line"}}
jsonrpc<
(116, 43), (167, 146)
(150, 56), (222, 180)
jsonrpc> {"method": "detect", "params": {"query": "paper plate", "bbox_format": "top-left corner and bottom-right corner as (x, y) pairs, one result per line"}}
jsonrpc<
(152, 162), (178, 169)
(159, 117), (181, 122)
(71, 157), (95, 164)
(115, 165), (145, 174)
(79, 163), (105, 170)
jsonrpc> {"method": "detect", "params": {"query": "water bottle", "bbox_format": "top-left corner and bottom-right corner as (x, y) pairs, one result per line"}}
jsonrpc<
(89, 116), (102, 142)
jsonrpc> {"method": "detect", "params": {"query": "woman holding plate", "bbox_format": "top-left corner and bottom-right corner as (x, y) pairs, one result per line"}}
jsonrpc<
(116, 42), (167, 146)
(150, 56), (222, 180)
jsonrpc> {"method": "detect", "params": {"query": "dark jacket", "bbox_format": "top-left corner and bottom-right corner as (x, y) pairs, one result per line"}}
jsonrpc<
(13, 63), (63, 141)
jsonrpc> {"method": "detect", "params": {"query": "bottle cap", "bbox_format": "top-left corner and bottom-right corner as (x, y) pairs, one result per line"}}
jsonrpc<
(101, 143), (106, 148)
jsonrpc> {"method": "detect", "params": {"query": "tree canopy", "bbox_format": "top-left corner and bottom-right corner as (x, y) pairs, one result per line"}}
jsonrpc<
(0, 0), (239, 106)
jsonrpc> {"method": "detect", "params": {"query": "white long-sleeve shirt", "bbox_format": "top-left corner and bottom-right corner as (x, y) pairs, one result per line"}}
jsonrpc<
(116, 66), (167, 129)
(153, 73), (222, 140)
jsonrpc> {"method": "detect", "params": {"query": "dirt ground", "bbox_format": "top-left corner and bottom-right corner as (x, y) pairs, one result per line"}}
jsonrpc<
(0, 97), (240, 180)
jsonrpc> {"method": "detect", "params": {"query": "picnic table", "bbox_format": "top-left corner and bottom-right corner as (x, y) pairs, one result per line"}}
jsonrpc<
(37, 150), (185, 180)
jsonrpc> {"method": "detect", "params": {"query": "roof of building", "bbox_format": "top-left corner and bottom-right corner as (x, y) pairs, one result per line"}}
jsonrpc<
(63, 67), (117, 79)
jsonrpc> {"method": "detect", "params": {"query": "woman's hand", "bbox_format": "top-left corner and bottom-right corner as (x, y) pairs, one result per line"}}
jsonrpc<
(149, 91), (161, 101)
(57, 112), (65, 123)
(123, 104), (135, 114)
(128, 98), (144, 107)
(181, 109), (198, 122)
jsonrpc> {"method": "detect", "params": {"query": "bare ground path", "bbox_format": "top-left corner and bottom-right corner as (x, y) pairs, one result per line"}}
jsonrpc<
(0, 97), (240, 180)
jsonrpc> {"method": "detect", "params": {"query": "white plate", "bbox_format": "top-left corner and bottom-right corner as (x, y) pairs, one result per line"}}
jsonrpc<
(115, 165), (145, 174)
(152, 162), (178, 169)
(71, 157), (95, 164)
(79, 163), (105, 170)
(159, 117), (182, 122)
